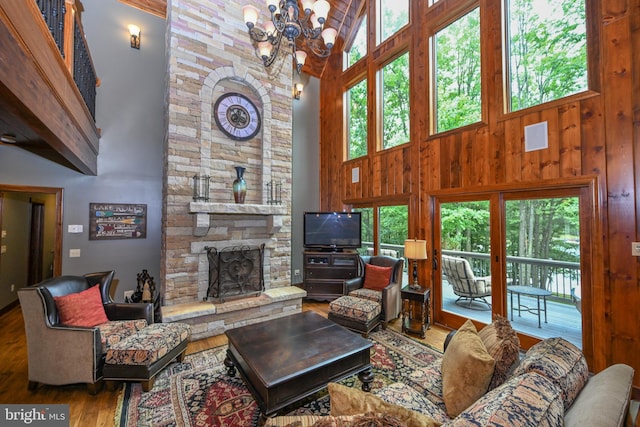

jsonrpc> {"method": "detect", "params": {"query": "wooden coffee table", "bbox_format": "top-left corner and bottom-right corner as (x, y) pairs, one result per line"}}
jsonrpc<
(224, 311), (374, 422)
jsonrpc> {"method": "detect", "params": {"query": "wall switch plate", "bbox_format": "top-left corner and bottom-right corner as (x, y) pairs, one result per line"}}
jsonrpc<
(632, 242), (640, 256)
(69, 248), (81, 257)
(294, 269), (300, 276)
(10, 284), (15, 292)
(68, 224), (83, 233)
(1, 230), (6, 238)
(0, 245), (6, 254)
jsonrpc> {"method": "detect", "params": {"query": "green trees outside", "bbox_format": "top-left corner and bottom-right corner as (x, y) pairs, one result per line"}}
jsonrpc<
(440, 198), (580, 291)
(434, 8), (481, 133)
(382, 53), (410, 149)
(508, 0), (587, 111)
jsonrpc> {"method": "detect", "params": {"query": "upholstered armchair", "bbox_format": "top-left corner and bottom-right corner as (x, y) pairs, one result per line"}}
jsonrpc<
(441, 255), (492, 310)
(343, 255), (404, 326)
(18, 271), (153, 393)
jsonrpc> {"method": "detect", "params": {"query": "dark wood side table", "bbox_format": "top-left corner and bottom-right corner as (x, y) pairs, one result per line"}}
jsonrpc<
(401, 286), (431, 338)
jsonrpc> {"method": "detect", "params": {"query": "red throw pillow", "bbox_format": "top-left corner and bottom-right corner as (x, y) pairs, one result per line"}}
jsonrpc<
(53, 284), (109, 327)
(362, 263), (393, 291)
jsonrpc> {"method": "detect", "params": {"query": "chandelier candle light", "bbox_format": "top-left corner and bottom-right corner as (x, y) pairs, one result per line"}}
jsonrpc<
(404, 239), (428, 290)
(243, 1), (338, 73)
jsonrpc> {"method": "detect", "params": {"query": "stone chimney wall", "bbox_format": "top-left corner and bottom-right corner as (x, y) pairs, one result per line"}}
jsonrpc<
(161, 0), (293, 306)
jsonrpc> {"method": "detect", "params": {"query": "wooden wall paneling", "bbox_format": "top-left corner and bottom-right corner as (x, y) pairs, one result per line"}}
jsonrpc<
(540, 108), (560, 180)
(437, 137), (449, 189)
(392, 148), (402, 194)
(461, 130), (474, 188)
(600, 7), (638, 380)
(503, 116), (523, 183)
(424, 138), (441, 192)
(579, 94), (609, 372)
(520, 111), (543, 181)
(372, 153), (382, 197)
(558, 103), (581, 178)
(473, 126), (491, 186)
(402, 145), (412, 194)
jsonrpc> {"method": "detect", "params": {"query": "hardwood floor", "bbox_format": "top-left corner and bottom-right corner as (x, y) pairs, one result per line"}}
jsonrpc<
(0, 301), (450, 426)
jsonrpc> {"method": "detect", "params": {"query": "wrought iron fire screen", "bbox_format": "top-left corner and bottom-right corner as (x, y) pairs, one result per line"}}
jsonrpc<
(205, 244), (265, 302)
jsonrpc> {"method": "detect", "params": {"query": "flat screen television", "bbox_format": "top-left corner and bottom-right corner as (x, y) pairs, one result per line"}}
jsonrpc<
(303, 211), (362, 251)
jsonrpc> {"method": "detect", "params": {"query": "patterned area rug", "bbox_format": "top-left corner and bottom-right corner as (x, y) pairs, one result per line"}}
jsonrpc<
(114, 328), (442, 426)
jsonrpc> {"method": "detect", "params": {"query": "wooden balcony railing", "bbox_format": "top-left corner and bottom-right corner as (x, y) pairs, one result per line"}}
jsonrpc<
(36, 0), (97, 119)
(0, 0), (100, 174)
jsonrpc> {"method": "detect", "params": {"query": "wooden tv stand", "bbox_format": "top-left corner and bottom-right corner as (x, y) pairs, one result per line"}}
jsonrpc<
(303, 250), (359, 301)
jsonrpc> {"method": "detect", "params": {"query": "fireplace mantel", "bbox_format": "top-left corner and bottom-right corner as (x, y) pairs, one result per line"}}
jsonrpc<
(190, 202), (287, 236)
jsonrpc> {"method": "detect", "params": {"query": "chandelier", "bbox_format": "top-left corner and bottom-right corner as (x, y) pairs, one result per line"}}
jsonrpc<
(242, 1), (338, 73)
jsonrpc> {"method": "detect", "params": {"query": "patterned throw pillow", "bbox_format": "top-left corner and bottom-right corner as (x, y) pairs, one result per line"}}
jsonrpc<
(441, 319), (495, 417)
(478, 315), (520, 389)
(362, 263), (393, 291)
(53, 284), (109, 327)
(512, 337), (589, 409)
(328, 383), (440, 427)
(446, 371), (564, 427)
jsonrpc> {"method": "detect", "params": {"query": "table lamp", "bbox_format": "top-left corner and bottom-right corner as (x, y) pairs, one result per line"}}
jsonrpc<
(404, 239), (427, 290)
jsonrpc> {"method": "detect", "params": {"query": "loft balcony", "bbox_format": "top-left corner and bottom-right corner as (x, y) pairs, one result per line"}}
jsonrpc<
(0, 0), (99, 174)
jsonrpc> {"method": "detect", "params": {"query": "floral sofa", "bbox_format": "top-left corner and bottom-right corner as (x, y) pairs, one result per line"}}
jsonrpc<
(266, 316), (635, 427)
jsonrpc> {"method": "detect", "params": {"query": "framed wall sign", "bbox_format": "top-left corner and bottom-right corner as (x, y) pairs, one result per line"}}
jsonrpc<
(89, 203), (147, 240)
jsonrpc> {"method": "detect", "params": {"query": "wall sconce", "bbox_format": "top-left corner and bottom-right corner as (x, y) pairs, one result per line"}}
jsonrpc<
(128, 24), (141, 49)
(404, 239), (427, 290)
(293, 83), (304, 100)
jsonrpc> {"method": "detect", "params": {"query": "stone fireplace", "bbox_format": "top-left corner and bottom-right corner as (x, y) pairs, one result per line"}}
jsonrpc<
(159, 0), (305, 339)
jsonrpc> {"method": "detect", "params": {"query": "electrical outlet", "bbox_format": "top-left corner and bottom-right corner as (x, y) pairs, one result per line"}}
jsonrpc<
(294, 269), (300, 276)
(632, 242), (640, 257)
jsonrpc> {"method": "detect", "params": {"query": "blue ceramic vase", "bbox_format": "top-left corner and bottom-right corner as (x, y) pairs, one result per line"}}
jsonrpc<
(233, 166), (247, 204)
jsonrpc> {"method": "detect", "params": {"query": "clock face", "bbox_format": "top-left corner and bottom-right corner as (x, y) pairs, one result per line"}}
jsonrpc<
(213, 93), (261, 141)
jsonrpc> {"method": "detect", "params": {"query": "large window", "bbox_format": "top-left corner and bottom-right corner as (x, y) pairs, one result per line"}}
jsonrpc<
(433, 8), (481, 133)
(506, 0), (587, 111)
(377, 0), (409, 44)
(436, 190), (585, 350)
(344, 16), (367, 70)
(381, 52), (410, 149)
(347, 79), (368, 160)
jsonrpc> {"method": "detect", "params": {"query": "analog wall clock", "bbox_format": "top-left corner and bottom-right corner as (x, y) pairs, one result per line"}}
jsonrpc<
(214, 92), (261, 141)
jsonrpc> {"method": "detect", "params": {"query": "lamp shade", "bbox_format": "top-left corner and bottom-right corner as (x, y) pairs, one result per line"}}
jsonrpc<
(242, 6), (259, 27)
(404, 239), (427, 260)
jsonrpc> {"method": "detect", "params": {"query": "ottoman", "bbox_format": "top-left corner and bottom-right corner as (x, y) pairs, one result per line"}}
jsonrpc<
(103, 322), (191, 391)
(328, 295), (381, 337)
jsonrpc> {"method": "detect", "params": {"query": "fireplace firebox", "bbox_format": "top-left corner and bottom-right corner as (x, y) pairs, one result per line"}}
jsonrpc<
(205, 244), (265, 302)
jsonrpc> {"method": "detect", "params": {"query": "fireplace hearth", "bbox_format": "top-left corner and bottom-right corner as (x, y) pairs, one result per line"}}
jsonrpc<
(206, 244), (265, 302)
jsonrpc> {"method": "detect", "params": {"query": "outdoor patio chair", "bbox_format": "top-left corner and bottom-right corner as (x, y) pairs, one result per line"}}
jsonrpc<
(441, 255), (492, 310)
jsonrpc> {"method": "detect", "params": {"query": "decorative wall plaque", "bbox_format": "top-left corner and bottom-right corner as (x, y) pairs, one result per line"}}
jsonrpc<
(89, 203), (147, 240)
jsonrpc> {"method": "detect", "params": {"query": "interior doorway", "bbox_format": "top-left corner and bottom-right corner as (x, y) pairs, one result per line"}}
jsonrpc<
(0, 185), (62, 312)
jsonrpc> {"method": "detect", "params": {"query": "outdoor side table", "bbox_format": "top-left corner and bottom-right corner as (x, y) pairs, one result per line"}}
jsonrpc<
(508, 285), (552, 328)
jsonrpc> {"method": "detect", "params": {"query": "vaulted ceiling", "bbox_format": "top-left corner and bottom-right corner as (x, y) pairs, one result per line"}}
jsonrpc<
(118, 0), (361, 78)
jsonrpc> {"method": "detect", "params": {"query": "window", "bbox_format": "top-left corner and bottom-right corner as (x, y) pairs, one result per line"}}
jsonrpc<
(435, 190), (585, 350)
(506, 0), (587, 111)
(378, 0), (409, 44)
(381, 52), (410, 149)
(354, 205), (408, 261)
(344, 15), (367, 70)
(347, 79), (368, 160)
(433, 8), (481, 133)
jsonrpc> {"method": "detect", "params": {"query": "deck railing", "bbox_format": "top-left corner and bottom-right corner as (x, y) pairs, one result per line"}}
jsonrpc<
(441, 250), (580, 302)
(363, 242), (580, 302)
(36, 0), (97, 119)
